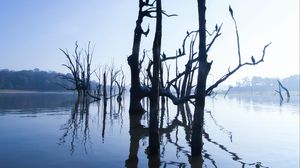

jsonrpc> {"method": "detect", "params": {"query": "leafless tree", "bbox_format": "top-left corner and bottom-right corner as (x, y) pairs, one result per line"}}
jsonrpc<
(126, 0), (271, 158)
(59, 42), (82, 95)
(94, 67), (102, 97)
(60, 41), (95, 99)
(148, 0), (162, 158)
(114, 70), (126, 102)
(190, 0), (271, 156)
(127, 0), (154, 114)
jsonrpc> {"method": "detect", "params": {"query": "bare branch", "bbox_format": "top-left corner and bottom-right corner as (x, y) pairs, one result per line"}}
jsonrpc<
(160, 87), (196, 105)
(167, 65), (198, 90)
(206, 23), (223, 52)
(206, 43), (271, 95)
(229, 6), (242, 64)
(162, 10), (178, 17)
(277, 80), (290, 99)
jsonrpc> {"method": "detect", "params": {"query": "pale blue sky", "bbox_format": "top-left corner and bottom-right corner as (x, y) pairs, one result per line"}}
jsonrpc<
(0, 0), (299, 85)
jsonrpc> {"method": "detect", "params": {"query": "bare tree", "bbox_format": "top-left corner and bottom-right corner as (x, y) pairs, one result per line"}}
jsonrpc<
(94, 67), (102, 97)
(59, 42), (82, 95)
(109, 66), (121, 97)
(127, 0), (154, 114)
(103, 71), (107, 99)
(191, 0), (271, 156)
(126, 0), (271, 158)
(191, 0), (210, 157)
(115, 70), (126, 102)
(60, 41), (95, 99)
(148, 0), (162, 157)
(85, 42), (94, 95)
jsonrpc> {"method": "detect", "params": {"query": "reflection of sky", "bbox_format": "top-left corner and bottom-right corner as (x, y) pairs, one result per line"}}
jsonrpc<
(0, 0), (299, 85)
(205, 95), (299, 168)
(0, 93), (299, 167)
(0, 93), (76, 110)
(226, 93), (300, 112)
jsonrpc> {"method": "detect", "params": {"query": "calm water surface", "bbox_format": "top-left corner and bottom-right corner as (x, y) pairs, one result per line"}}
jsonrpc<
(0, 92), (298, 168)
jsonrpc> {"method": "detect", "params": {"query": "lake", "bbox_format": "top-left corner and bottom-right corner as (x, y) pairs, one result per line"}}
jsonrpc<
(0, 92), (299, 168)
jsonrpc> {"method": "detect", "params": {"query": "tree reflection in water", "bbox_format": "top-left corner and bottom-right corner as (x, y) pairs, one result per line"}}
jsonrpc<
(58, 95), (126, 155)
(58, 96), (268, 167)
(125, 99), (268, 168)
(58, 97), (91, 155)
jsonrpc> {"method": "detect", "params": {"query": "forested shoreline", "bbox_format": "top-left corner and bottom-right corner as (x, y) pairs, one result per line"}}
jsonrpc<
(0, 69), (298, 93)
(231, 75), (299, 92)
(0, 69), (73, 91)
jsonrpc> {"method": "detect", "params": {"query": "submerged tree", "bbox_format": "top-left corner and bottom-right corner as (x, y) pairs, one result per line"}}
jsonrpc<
(191, 0), (271, 156)
(60, 42), (126, 102)
(191, 0), (210, 157)
(148, 0), (162, 157)
(127, 0), (153, 114)
(60, 41), (94, 98)
(275, 79), (290, 104)
(126, 0), (271, 159)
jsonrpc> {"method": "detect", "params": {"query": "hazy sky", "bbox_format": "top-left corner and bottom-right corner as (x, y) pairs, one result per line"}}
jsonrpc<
(0, 0), (299, 85)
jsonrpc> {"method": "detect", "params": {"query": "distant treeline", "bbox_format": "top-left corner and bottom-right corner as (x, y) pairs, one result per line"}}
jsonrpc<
(232, 75), (299, 92)
(0, 69), (73, 91)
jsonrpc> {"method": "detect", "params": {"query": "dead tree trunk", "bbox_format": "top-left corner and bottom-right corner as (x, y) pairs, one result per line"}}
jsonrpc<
(110, 67), (114, 97)
(103, 72), (107, 99)
(95, 68), (102, 97)
(115, 70), (125, 102)
(128, 0), (152, 114)
(60, 41), (97, 100)
(275, 84), (283, 104)
(85, 42), (92, 94)
(277, 80), (290, 100)
(60, 42), (82, 96)
(191, 0), (211, 157)
(149, 0), (162, 157)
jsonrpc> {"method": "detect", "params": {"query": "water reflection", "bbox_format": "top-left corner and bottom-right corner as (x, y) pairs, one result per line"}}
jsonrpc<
(58, 95), (126, 155)
(1, 93), (297, 167)
(206, 110), (233, 142)
(124, 100), (269, 168)
(227, 93), (299, 108)
(0, 93), (75, 110)
(55, 96), (270, 167)
(58, 98), (91, 154)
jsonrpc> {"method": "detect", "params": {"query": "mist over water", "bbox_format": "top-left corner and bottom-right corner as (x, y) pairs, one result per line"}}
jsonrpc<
(0, 92), (298, 168)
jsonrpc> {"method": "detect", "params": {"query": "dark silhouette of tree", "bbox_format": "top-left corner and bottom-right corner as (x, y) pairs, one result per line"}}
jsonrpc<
(148, 0), (162, 158)
(191, 0), (210, 157)
(103, 71), (107, 99)
(277, 80), (290, 99)
(127, 0), (271, 159)
(109, 66), (119, 97)
(191, 0), (271, 157)
(60, 42), (125, 102)
(124, 101), (269, 167)
(275, 80), (290, 104)
(127, 0), (153, 114)
(114, 70), (126, 102)
(58, 98), (90, 155)
(60, 41), (94, 98)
